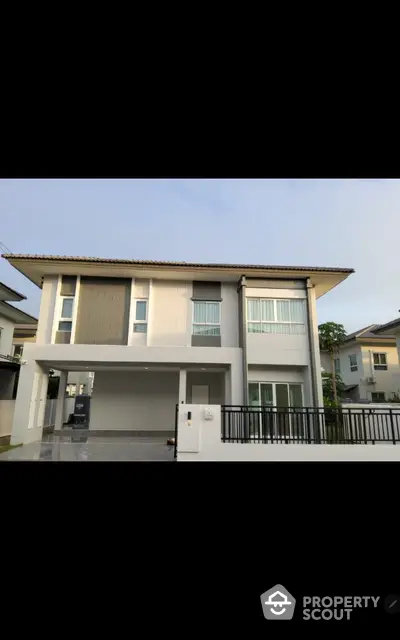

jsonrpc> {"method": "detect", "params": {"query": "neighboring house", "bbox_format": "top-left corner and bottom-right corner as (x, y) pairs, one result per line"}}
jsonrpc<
(320, 324), (400, 402)
(2, 254), (354, 444)
(373, 317), (400, 367)
(12, 322), (94, 398)
(0, 281), (38, 400)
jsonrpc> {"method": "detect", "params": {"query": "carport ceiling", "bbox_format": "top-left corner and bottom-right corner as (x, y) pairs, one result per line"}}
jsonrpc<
(39, 362), (228, 373)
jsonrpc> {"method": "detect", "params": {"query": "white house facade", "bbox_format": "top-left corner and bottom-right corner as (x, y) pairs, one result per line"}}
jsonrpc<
(2, 254), (354, 444)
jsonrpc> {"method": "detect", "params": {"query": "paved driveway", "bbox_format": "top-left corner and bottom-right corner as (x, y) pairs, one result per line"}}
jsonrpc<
(0, 433), (175, 461)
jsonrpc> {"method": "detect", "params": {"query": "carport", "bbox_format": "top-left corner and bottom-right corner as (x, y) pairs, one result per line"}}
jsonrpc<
(39, 361), (230, 436)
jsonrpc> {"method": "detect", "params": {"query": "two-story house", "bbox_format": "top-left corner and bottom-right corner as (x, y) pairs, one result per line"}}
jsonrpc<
(320, 325), (400, 402)
(2, 254), (353, 445)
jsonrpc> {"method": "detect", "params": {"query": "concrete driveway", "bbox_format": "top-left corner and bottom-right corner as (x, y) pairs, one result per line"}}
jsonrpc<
(0, 433), (175, 461)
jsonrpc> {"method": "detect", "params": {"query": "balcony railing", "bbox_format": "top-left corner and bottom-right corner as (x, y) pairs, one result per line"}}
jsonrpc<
(221, 406), (400, 444)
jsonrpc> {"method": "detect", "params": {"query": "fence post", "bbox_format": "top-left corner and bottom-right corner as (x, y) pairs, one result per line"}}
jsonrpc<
(390, 409), (396, 445)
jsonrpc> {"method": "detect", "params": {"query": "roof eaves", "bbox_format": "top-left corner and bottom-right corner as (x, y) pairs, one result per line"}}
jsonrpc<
(0, 280), (26, 300)
(1, 254), (355, 274)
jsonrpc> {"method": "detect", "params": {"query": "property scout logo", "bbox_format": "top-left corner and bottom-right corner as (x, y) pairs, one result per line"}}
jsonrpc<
(261, 585), (381, 621)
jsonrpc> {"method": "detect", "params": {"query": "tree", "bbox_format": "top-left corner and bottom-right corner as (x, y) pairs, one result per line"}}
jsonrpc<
(322, 372), (346, 405)
(318, 322), (347, 406)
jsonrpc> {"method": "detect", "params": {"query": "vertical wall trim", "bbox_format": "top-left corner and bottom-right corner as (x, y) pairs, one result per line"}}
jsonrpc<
(238, 276), (248, 405)
(127, 278), (136, 346)
(51, 275), (62, 345)
(70, 275), (80, 344)
(306, 278), (320, 407)
(147, 279), (153, 346)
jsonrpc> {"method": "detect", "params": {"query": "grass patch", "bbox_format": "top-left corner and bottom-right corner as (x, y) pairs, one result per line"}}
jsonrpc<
(0, 443), (23, 454)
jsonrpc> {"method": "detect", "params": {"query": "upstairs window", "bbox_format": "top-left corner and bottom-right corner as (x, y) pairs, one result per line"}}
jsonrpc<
(58, 296), (74, 332)
(134, 299), (148, 333)
(247, 298), (306, 335)
(334, 358), (341, 373)
(349, 354), (358, 372)
(373, 353), (388, 371)
(192, 301), (221, 336)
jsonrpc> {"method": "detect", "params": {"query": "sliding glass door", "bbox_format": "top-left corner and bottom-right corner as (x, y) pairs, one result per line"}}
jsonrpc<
(248, 382), (304, 440)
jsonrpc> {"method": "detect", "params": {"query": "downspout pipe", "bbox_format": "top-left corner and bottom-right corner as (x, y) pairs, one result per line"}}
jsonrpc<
(237, 275), (248, 406)
(306, 278), (318, 407)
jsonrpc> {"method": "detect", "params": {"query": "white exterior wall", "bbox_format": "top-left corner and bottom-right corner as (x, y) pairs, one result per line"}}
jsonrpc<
(336, 344), (364, 387)
(90, 371), (179, 431)
(36, 275), (58, 344)
(150, 280), (192, 347)
(0, 315), (15, 356)
(11, 359), (49, 444)
(245, 288), (309, 366)
(177, 404), (400, 461)
(221, 283), (239, 347)
(0, 400), (15, 437)
(360, 345), (400, 400)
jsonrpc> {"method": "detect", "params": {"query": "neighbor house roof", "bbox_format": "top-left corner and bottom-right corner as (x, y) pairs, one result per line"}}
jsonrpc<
(373, 317), (400, 335)
(343, 324), (396, 343)
(0, 301), (38, 324)
(0, 280), (26, 302)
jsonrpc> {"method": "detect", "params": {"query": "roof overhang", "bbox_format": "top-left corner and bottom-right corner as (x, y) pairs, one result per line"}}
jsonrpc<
(373, 318), (400, 336)
(343, 336), (397, 347)
(1, 254), (355, 299)
(0, 281), (26, 302)
(0, 301), (38, 324)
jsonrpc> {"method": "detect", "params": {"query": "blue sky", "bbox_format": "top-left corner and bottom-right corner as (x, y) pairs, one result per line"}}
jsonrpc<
(0, 178), (398, 333)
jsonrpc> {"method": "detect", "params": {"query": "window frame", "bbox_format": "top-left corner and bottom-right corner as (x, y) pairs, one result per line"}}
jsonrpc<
(58, 295), (74, 333)
(373, 352), (388, 371)
(334, 357), (341, 373)
(371, 391), (386, 403)
(192, 300), (221, 336)
(133, 298), (148, 333)
(349, 354), (358, 372)
(246, 297), (306, 334)
(248, 381), (304, 408)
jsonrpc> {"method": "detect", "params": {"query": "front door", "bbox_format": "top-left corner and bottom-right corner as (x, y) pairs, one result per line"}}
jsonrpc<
(192, 384), (209, 404)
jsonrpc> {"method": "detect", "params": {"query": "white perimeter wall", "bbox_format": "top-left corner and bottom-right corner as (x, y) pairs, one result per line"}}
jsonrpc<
(0, 400), (15, 437)
(177, 404), (400, 461)
(90, 371), (179, 431)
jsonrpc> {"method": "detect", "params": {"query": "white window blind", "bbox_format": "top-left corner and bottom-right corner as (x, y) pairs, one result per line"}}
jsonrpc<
(193, 301), (221, 336)
(247, 298), (306, 334)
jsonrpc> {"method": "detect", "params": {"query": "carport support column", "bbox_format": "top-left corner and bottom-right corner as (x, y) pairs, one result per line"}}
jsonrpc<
(179, 369), (187, 404)
(55, 371), (68, 431)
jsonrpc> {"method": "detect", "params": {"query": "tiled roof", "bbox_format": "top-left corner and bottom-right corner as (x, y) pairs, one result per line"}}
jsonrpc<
(0, 280), (26, 300)
(373, 317), (400, 334)
(1, 254), (355, 273)
(344, 324), (396, 341)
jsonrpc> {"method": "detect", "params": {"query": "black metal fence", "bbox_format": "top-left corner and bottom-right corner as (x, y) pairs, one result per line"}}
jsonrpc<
(221, 406), (400, 444)
(174, 404), (178, 459)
